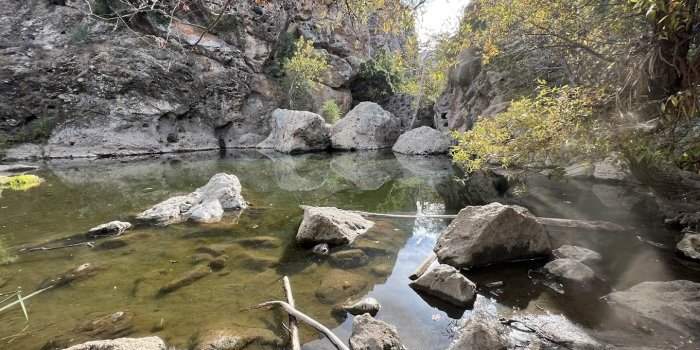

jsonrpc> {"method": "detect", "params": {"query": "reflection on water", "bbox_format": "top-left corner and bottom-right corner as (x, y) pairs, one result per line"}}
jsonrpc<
(0, 150), (698, 349)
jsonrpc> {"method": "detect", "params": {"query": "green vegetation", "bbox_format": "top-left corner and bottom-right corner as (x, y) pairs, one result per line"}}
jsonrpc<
(442, 0), (700, 174)
(0, 175), (44, 192)
(352, 50), (415, 102)
(452, 83), (610, 172)
(321, 100), (342, 124)
(283, 37), (329, 109)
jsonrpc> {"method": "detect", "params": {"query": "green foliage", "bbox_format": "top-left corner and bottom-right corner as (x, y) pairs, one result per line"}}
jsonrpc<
(353, 50), (412, 102)
(0, 175), (44, 192)
(452, 83), (610, 172)
(321, 100), (342, 124)
(283, 37), (328, 109)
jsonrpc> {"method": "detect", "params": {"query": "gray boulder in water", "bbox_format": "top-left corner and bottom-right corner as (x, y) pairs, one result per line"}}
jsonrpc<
(342, 297), (382, 316)
(604, 280), (700, 338)
(61, 337), (166, 350)
(409, 263), (477, 308)
(86, 221), (132, 238)
(137, 173), (246, 226)
(543, 258), (596, 287)
(257, 109), (331, 153)
(676, 232), (700, 261)
(296, 206), (374, 246)
(349, 314), (405, 350)
(552, 245), (602, 265)
(331, 102), (401, 150)
(434, 202), (551, 269)
(392, 126), (453, 155)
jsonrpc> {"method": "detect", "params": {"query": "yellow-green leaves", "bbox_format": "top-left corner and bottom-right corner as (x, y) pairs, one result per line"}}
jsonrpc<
(0, 174), (43, 192)
(452, 84), (610, 172)
(283, 37), (329, 108)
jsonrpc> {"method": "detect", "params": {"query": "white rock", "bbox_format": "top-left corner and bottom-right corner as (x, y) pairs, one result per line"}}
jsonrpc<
(62, 337), (166, 350)
(87, 221), (132, 237)
(409, 263), (477, 307)
(392, 126), (453, 155)
(257, 109), (331, 153)
(296, 206), (374, 246)
(331, 102), (401, 150)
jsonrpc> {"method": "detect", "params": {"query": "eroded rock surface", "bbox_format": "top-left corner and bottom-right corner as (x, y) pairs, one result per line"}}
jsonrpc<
(553, 245), (602, 265)
(62, 337), (166, 350)
(257, 109), (331, 153)
(676, 232), (700, 260)
(434, 202), (551, 268)
(296, 206), (374, 246)
(409, 263), (477, 308)
(137, 173), (245, 226)
(392, 126), (452, 155)
(543, 258), (596, 287)
(349, 314), (405, 350)
(331, 102), (401, 150)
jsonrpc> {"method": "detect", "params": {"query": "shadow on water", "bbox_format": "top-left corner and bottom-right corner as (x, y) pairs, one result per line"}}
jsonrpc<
(0, 150), (698, 350)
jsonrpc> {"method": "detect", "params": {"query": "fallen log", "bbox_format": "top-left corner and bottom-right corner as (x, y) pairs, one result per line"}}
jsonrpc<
(347, 209), (631, 232)
(282, 276), (301, 350)
(409, 253), (437, 281)
(251, 300), (349, 350)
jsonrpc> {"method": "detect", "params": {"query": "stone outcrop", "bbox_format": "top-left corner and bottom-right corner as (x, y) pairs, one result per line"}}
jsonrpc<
(392, 126), (453, 155)
(434, 203), (551, 268)
(296, 206), (374, 246)
(604, 280), (700, 338)
(349, 314), (406, 350)
(552, 245), (602, 265)
(86, 221), (132, 238)
(1, 0), (409, 159)
(409, 263), (477, 307)
(331, 102), (402, 150)
(543, 258), (596, 287)
(62, 337), (166, 350)
(257, 109), (330, 153)
(676, 232), (700, 260)
(137, 173), (246, 226)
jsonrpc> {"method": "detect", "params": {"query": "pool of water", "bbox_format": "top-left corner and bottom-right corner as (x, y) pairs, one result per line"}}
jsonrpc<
(0, 150), (698, 349)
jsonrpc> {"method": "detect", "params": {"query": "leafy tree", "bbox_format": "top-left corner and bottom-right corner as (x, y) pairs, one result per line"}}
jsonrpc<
(283, 37), (329, 109)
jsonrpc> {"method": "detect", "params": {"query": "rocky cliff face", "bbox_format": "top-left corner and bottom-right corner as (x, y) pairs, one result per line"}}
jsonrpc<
(0, 0), (408, 159)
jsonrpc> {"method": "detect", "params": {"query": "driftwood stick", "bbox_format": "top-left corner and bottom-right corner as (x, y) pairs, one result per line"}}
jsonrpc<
(18, 241), (94, 254)
(253, 301), (349, 350)
(347, 209), (631, 232)
(282, 276), (301, 350)
(409, 253), (437, 281)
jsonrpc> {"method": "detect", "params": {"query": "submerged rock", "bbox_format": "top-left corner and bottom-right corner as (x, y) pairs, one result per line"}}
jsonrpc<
(604, 280), (700, 337)
(196, 328), (284, 350)
(349, 314), (405, 350)
(316, 269), (369, 304)
(39, 263), (99, 289)
(392, 126), (452, 155)
(0, 163), (38, 174)
(86, 221), (132, 238)
(312, 243), (330, 256)
(62, 337), (166, 350)
(137, 173), (246, 226)
(256, 109), (331, 153)
(157, 266), (210, 296)
(449, 310), (605, 350)
(76, 311), (134, 339)
(434, 202), (551, 269)
(409, 263), (477, 308)
(342, 297), (382, 316)
(331, 102), (401, 150)
(676, 232), (700, 261)
(552, 245), (602, 265)
(543, 258), (596, 287)
(296, 206), (374, 246)
(329, 249), (370, 268)
(234, 236), (281, 249)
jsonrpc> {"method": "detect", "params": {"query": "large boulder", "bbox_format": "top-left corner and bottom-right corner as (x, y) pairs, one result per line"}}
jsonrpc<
(392, 126), (453, 155)
(434, 203), (551, 268)
(409, 263), (477, 308)
(296, 206), (374, 246)
(257, 109), (331, 153)
(676, 232), (700, 260)
(604, 280), (700, 337)
(331, 102), (401, 150)
(449, 310), (605, 350)
(349, 314), (405, 350)
(137, 173), (246, 226)
(62, 337), (166, 350)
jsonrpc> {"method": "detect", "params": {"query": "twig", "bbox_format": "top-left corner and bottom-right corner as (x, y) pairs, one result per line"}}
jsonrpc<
(18, 242), (94, 254)
(282, 276), (301, 350)
(409, 253), (437, 281)
(250, 301), (349, 350)
(0, 286), (53, 314)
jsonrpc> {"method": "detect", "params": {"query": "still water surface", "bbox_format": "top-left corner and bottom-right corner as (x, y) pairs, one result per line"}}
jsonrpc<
(0, 150), (697, 349)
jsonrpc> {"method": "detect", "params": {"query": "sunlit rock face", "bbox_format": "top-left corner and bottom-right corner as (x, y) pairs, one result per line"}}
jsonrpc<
(0, 0), (410, 159)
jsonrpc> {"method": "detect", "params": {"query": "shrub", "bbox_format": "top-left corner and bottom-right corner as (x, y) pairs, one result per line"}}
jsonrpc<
(321, 100), (342, 124)
(283, 37), (328, 109)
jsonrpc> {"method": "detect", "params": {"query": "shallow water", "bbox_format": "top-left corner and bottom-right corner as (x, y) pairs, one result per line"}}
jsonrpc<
(0, 150), (698, 350)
